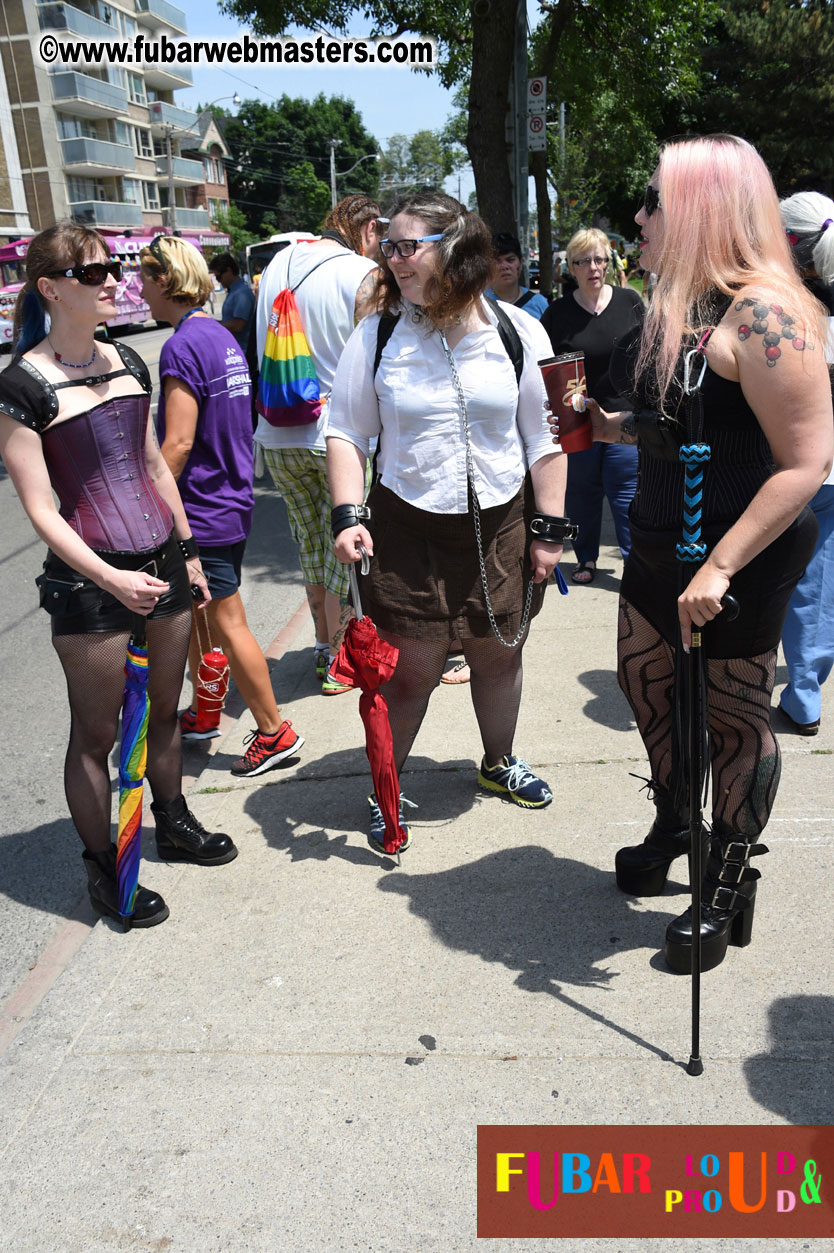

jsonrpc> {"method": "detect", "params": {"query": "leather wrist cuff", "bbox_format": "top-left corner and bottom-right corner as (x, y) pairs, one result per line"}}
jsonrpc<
(178, 536), (199, 560)
(529, 513), (579, 543)
(331, 504), (371, 539)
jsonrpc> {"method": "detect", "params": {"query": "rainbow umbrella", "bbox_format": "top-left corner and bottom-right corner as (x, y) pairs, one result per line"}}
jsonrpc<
(116, 619), (150, 927)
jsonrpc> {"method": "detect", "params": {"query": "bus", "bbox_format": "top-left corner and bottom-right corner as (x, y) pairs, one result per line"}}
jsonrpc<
(244, 232), (318, 288)
(0, 229), (230, 349)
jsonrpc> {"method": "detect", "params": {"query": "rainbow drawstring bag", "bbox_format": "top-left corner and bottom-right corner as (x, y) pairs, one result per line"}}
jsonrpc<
(256, 251), (343, 427)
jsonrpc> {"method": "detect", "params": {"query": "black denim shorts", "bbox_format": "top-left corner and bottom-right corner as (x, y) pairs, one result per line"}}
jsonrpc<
(39, 534), (192, 637)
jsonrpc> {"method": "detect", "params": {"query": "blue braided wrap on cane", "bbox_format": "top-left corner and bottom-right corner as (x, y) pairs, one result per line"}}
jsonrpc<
(676, 442), (711, 562)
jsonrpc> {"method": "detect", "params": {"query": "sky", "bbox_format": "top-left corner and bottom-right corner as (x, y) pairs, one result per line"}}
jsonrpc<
(173, 2), (475, 201)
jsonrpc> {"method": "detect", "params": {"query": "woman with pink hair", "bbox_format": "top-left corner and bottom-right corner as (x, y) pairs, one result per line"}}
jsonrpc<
(557, 135), (833, 972)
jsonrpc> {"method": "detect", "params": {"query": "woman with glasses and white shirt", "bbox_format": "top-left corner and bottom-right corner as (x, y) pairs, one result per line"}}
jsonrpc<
(0, 223), (235, 931)
(540, 228), (645, 585)
(326, 192), (566, 853)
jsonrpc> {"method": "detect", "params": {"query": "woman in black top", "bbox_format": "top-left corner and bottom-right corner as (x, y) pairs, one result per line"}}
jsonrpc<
(551, 137), (832, 973)
(540, 228), (644, 584)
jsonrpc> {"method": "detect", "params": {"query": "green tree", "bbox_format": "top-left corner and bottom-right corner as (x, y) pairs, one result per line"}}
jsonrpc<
(212, 203), (258, 253)
(378, 128), (465, 206)
(216, 95), (379, 236)
(219, 0), (707, 247)
(664, 0), (834, 193)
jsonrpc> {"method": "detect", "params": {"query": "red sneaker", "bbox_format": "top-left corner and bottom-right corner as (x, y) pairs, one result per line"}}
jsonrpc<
(231, 721), (304, 777)
(180, 707), (221, 741)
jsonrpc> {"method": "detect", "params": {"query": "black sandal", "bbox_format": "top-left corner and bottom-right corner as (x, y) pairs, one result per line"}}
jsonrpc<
(571, 561), (597, 585)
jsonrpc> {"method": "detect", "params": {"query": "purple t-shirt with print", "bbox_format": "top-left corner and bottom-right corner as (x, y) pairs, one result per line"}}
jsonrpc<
(158, 317), (254, 546)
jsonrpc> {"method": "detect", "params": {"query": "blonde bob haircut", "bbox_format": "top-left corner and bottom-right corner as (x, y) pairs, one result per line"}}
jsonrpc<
(566, 228), (611, 267)
(139, 235), (213, 306)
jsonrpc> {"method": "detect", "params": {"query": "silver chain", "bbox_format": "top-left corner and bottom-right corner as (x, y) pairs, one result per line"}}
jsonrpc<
(438, 329), (534, 649)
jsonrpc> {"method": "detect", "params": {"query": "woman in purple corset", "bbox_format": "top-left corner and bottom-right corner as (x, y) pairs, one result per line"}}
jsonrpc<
(0, 223), (236, 929)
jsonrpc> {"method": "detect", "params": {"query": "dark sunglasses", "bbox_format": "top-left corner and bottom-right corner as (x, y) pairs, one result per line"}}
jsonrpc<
(644, 184), (661, 217)
(785, 220), (833, 248)
(47, 260), (122, 286)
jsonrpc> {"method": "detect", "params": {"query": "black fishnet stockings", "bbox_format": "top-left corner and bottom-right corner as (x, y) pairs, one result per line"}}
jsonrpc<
(617, 598), (780, 836)
(380, 629), (527, 773)
(52, 608), (192, 852)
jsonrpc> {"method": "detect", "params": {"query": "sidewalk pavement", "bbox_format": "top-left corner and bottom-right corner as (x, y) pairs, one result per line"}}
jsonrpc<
(1, 535), (831, 1253)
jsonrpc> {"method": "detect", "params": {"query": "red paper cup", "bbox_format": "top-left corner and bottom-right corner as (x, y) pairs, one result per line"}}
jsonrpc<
(539, 352), (593, 453)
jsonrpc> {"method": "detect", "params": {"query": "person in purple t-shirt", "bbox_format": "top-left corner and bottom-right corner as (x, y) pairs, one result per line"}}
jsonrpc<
(141, 235), (304, 777)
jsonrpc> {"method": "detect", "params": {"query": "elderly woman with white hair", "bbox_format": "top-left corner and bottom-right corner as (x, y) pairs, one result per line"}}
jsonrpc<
(776, 191), (834, 736)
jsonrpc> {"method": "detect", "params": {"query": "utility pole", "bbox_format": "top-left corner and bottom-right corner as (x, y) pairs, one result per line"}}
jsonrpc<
(329, 138), (340, 209)
(166, 125), (176, 233)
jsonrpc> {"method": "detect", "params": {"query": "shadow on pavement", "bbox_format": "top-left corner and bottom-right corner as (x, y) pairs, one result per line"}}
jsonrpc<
(376, 842), (683, 1065)
(0, 818), (89, 920)
(744, 995), (834, 1122)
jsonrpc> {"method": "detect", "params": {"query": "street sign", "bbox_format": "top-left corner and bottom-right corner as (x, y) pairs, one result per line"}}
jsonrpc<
(528, 113), (546, 151)
(527, 77), (547, 115)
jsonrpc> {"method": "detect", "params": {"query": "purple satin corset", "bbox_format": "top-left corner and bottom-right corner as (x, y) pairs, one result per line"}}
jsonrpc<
(41, 395), (173, 551)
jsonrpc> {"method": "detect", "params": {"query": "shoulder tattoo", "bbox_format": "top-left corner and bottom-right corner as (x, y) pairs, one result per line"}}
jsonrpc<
(735, 298), (810, 367)
(355, 269), (381, 320)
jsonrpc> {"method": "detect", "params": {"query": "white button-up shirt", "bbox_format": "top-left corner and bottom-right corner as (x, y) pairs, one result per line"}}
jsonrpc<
(326, 297), (560, 513)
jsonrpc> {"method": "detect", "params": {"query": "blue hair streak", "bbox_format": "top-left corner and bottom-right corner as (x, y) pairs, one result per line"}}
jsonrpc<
(14, 288), (47, 358)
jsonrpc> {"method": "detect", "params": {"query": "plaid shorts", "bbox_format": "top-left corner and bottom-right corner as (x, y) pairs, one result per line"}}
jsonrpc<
(263, 448), (352, 597)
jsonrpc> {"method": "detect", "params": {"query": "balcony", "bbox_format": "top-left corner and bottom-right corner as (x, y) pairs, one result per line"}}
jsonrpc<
(135, 0), (186, 33)
(69, 200), (144, 228)
(165, 206), (210, 229)
(38, 1), (116, 40)
(148, 100), (199, 133)
(142, 63), (193, 91)
(155, 155), (202, 184)
(51, 71), (127, 118)
(61, 137), (136, 174)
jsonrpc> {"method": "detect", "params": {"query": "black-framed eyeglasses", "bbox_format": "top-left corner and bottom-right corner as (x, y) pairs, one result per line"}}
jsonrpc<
(644, 184), (661, 217)
(380, 234), (443, 259)
(47, 260), (122, 286)
(149, 235), (168, 272)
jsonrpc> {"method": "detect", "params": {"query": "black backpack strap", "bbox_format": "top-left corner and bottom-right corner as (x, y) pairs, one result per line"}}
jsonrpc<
(373, 312), (401, 377)
(484, 295), (523, 384)
(515, 289), (535, 310)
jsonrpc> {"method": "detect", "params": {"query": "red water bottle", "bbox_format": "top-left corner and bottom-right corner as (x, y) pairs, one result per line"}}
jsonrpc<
(195, 646), (229, 732)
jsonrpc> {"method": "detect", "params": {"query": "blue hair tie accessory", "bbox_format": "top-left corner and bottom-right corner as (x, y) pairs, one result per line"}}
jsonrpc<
(13, 289), (47, 357)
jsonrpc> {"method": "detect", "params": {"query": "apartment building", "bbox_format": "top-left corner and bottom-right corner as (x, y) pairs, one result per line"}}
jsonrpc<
(0, 0), (231, 243)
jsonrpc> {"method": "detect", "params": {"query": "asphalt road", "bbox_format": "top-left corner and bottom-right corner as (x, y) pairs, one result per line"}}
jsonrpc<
(0, 324), (306, 1005)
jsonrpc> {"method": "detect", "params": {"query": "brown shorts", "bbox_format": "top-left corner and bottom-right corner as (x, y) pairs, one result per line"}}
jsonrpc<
(359, 480), (546, 640)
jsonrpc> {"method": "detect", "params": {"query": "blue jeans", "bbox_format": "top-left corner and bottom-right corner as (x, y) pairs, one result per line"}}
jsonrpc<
(780, 482), (834, 723)
(565, 442), (638, 564)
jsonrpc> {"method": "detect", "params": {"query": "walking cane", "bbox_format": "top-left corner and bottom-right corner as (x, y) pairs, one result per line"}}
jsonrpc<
(684, 591), (739, 1077)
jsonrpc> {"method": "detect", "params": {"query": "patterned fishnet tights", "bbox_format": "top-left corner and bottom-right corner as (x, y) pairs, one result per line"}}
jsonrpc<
(617, 598), (780, 837)
(52, 608), (192, 853)
(379, 628), (528, 774)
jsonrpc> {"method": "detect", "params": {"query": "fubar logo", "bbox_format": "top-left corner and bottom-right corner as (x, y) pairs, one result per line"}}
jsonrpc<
(477, 1125), (833, 1238)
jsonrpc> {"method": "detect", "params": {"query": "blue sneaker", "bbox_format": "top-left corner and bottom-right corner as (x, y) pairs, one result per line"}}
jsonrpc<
(477, 755), (553, 809)
(367, 793), (417, 854)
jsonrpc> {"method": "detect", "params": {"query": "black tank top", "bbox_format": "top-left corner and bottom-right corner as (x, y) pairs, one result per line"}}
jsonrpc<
(610, 304), (775, 532)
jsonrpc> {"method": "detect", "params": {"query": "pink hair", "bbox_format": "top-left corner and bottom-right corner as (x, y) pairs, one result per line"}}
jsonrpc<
(638, 134), (827, 410)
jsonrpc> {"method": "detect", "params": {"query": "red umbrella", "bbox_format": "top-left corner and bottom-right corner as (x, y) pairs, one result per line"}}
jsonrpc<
(329, 552), (409, 859)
